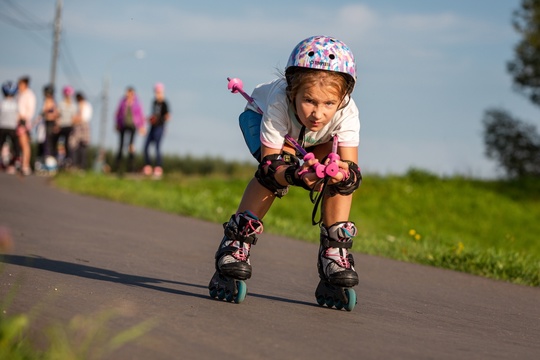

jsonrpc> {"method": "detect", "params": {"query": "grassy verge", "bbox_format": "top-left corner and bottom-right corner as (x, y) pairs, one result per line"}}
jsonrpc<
(0, 269), (156, 360)
(52, 168), (540, 287)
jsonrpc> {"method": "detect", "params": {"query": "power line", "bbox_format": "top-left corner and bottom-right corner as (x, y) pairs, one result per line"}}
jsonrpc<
(0, 0), (51, 30)
(0, 12), (50, 31)
(0, 0), (51, 51)
(58, 31), (94, 97)
(5, 0), (50, 25)
(1, 0), (95, 99)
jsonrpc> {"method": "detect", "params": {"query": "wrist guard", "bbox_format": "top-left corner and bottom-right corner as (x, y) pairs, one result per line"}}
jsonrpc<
(327, 160), (362, 196)
(284, 165), (312, 191)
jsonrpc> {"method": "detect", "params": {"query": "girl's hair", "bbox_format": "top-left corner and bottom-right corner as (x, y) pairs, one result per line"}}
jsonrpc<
(285, 67), (353, 109)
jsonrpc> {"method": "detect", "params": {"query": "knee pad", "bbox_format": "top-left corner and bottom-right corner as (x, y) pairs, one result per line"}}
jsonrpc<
(255, 153), (299, 198)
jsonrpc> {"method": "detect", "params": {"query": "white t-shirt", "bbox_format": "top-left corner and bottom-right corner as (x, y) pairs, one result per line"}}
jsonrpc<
(79, 101), (93, 123)
(58, 100), (77, 127)
(0, 98), (19, 129)
(247, 78), (360, 150)
(17, 89), (36, 129)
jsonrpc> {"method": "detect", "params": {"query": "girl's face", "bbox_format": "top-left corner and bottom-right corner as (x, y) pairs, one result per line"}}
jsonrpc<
(294, 83), (341, 132)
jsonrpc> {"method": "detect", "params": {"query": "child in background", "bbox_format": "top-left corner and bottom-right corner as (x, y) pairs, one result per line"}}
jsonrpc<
(71, 92), (93, 170)
(209, 35), (362, 310)
(17, 76), (36, 176)
(143, 82), (171, 179)
(0, 81), (20, 174)
(41, 84), (59, 158)
(54, 85), (77, 167)
(114, 86), (145, 173)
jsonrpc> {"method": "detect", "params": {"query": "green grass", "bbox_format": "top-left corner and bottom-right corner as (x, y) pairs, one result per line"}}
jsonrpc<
(52, 168), (540, 287)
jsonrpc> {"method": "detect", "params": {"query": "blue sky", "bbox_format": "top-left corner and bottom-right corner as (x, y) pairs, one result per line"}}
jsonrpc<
(1, 0), (538, 178)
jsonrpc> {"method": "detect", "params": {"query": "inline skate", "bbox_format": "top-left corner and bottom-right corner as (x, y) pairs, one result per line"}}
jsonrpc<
(208, 211), (263, 303)
(315, 221), (359, 311)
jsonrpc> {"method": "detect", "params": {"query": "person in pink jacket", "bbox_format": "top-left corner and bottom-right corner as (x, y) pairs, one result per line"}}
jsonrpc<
(114, 86), (145, 173)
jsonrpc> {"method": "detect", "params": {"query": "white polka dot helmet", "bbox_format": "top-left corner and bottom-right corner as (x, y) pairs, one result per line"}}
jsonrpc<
(286, 35), (357, 85)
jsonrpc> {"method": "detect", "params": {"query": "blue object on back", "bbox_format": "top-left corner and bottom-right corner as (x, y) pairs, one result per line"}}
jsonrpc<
(239, 110), (262, 161)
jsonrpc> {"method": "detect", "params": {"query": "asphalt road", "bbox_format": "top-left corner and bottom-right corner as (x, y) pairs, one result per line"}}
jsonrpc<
(0, 172), (539, 360)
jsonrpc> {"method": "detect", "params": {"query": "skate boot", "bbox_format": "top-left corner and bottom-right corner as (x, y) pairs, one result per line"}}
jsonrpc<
(315, 221), (359, 311)
(208, 211), (263, 303)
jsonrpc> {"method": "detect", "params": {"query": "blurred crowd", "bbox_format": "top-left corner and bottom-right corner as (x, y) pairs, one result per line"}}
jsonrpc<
(0, 76), (171, 178)
(0, 75), (92, 175)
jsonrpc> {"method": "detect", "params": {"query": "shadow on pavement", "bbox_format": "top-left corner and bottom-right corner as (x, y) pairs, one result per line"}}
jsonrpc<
(1, 254), (317, 307)
(0, 254), (209, 300)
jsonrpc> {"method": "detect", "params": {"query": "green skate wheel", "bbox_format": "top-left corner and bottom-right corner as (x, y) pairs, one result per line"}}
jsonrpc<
(344, 288), (356, 312)
(218, 289), (226, 300)
(316, 295), (325, 306)
(225, 291), (234, 302)
(234, 280), (247, 304)
(209, 287), (218, 298)
(325, 297), (334, 308)
(335, 300), (344, 310)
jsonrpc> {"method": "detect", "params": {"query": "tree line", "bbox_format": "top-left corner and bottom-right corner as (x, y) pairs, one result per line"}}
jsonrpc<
(483, 0), (540, 178)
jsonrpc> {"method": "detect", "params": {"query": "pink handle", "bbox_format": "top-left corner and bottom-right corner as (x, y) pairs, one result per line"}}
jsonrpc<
(324, 135), (340, 177)
(284, 135), (325, 178)
(303, 153), (326, 178)
(227, 77), (263, 114)
(324, 153), (340, 177)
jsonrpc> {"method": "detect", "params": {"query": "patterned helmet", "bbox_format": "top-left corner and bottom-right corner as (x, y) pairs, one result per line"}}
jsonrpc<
(2, 81), (18, 97)
(286, 35), (357, 84)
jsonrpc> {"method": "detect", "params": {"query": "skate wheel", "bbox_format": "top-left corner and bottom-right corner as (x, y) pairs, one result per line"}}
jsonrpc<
(335, 300), (344, 310)
(218, 289), (226, 300)
(316, 295), (325, 306)
(225, 291), (234, 302)
(209, 287), (218, 298)
(325, 297), (334, 308)
(344, 288), (356, 312)
(234, 280), (247, 304)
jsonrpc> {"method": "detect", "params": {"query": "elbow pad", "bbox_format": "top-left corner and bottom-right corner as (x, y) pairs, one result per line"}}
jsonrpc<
(255, 153), (299, 198)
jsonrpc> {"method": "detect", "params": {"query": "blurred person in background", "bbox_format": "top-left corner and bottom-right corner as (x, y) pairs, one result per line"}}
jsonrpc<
(0, 81), (20, 174)
(17, 76), (36, 176)
(70, 91), (92, 170)
(41, 84), (59, 158)
(54, 85), (77, 168)
(114, 86), (145, 173)
(142, 82), (171, 179)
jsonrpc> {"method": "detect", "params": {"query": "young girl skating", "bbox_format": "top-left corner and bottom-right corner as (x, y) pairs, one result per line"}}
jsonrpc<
(209, 35), (362, 310)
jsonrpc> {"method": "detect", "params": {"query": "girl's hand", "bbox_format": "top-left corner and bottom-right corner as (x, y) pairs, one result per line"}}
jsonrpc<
(299, 158), (324, 191)
(326, 159), (349, 184)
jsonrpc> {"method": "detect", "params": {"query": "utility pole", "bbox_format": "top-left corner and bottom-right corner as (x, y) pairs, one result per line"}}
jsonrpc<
(50, 0), (63, 88)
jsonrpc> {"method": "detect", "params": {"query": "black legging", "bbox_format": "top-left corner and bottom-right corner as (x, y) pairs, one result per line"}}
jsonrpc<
(115, 126), (136, 171)
(44, 121), (56, 157)
(0, 129), (20, 166)
(52, 126), (73, 160)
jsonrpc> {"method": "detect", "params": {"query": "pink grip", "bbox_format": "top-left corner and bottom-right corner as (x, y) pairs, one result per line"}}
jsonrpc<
(324, 153), (340, 177)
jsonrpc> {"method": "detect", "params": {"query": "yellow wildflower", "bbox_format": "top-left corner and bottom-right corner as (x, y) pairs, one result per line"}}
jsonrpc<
(456, 241), (464, 255)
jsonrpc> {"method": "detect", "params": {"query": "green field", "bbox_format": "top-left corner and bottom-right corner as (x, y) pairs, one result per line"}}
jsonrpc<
(53, 168), (540, 287)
